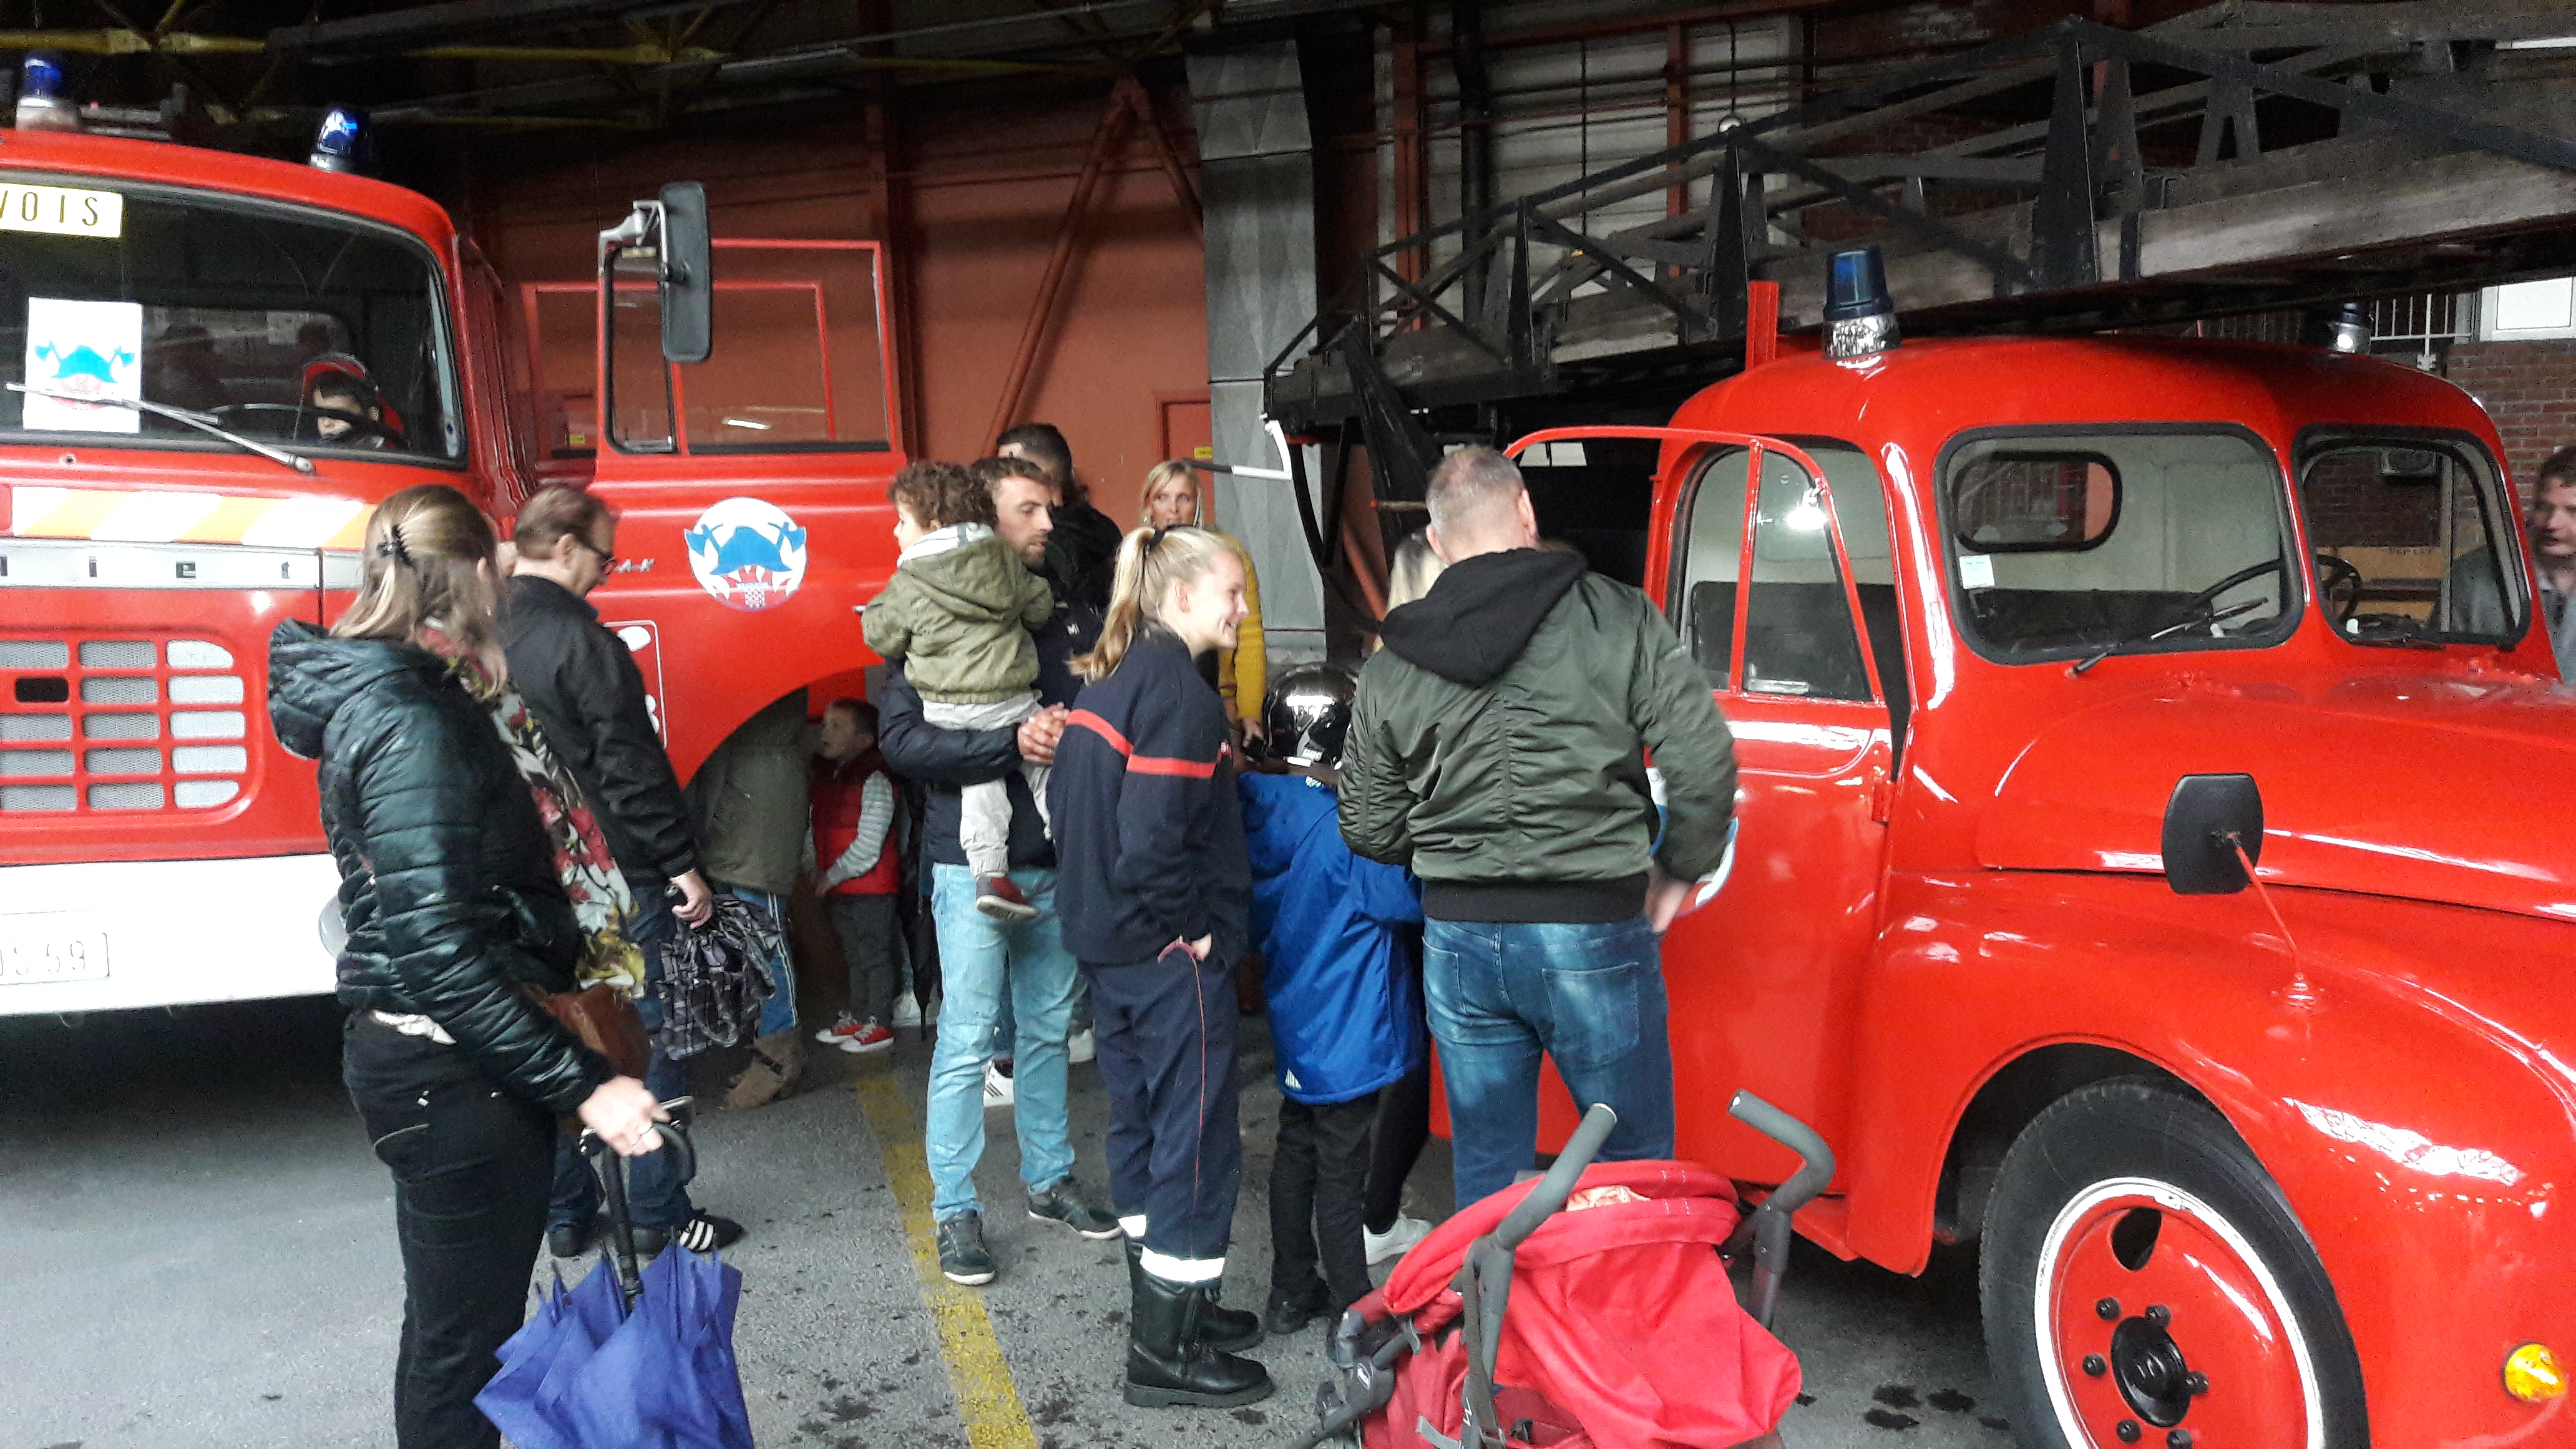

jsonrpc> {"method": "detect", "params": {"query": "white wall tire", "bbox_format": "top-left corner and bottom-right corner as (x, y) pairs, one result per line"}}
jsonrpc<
(1979, 1080), (2369, 1448)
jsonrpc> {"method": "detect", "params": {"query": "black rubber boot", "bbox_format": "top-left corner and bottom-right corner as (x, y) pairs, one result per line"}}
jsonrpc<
(1126, 1236), (1263, 1353)
(1123, 1266), (1274, 1408)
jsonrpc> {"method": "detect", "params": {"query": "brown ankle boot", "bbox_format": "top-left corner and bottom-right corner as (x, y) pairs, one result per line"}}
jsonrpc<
(721, 1030), (806, 1110)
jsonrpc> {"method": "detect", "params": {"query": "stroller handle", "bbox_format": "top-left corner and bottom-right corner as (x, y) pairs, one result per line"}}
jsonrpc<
(1727, 1091), (1833, 1213)
(1727, 1090), (1834, 1332)
(1494, 1103), (1620, 1252)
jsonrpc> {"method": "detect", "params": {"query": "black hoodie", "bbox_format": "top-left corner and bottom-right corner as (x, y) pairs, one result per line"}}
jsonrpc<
(1375, 548), (1589, 686)
(269, 620), (605, 1112)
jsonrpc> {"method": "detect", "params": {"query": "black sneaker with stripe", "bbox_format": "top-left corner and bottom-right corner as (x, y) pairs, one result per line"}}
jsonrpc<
(633, 1209), (745, 1257)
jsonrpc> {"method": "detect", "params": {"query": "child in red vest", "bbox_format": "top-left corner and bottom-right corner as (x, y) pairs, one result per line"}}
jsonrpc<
(809, 698), (905, 1052)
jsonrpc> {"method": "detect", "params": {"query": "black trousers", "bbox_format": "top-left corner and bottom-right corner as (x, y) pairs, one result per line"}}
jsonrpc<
(1085, 945), (1243, 1262)
(827, 892), (902, 1025)
(1365, 1060), (1433, 1233)
(349, 1042), (557, 1449)
(1271, 1093), (1380, 1308)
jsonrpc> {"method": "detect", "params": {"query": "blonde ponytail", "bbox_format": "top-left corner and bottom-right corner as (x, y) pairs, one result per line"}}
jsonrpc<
(333, 483), (507, 696)
(1073, 524), (1238, 682)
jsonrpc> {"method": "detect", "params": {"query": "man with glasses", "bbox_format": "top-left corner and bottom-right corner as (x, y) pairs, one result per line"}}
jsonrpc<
(502, 487), (744, 1259)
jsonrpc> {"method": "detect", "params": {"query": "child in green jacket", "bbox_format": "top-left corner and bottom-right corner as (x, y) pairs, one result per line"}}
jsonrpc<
(863, 461), (1056, 922)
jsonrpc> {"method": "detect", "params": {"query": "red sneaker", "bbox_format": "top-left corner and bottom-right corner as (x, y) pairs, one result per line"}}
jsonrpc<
(973, 874), (1040, 924)
(814, 1015), (895, 1054)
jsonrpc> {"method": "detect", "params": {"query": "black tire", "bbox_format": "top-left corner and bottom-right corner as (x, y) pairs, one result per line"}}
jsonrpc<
(1979, 1078), (2370, 1448)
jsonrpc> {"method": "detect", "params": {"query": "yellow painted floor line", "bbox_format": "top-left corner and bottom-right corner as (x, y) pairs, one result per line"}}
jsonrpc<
(852, 1060), (1040, 1449)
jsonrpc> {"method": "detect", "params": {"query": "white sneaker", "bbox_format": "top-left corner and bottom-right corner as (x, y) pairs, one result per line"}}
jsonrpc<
(1364, 1214), (1433, 1265)
(892, 992), (922, 1030)
(983, 1060), (1016, 1110)
(1067, 1027), (1095, 1065)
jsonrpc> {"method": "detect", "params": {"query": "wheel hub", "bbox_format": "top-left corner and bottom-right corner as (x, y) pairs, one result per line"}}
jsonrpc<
(2037, 1180), (2326, 1448)
(2110, 1315), (2193, 1428)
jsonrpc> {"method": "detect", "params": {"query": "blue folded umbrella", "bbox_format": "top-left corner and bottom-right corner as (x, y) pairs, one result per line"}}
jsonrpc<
(479, 1245), (749, 1449)
(566, 1245), (753, 1449)
(479, 1273), (575, 1448)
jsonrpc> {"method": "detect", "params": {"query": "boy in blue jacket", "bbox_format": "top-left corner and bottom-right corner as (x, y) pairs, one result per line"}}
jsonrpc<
(1241, 663), (1426, 1335)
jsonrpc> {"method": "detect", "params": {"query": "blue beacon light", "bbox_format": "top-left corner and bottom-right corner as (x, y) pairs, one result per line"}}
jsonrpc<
(310, 106), (366, 173)
(1822, 246), (1900, 361)
(16, 52), (80, 133)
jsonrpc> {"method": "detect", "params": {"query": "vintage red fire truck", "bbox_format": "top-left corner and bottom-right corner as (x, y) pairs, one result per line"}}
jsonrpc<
(0, 110), (900, 1016)
(1498, 276), (2572, 1444)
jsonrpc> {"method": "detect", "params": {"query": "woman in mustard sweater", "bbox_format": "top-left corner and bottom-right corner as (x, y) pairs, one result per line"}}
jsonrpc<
(1139, 460), (1266, 741)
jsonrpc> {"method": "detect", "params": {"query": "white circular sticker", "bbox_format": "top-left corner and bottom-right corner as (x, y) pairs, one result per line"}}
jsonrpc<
(683, 497), (807, 612)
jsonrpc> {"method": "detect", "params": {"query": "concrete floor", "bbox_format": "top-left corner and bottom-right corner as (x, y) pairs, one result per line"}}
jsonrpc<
(0, 992), (2009, 1448)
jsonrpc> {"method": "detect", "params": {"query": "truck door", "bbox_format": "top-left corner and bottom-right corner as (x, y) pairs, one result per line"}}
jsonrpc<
(1511, 427), (1904, 1191)
(579, 235), (903, 779)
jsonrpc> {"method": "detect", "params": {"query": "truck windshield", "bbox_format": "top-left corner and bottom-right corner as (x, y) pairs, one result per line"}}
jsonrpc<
(1942, 427), (2298, 664)
(0, 175), (457, 461)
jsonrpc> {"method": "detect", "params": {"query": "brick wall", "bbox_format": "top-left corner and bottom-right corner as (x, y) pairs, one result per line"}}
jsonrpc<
(2442, 339), (2576, 496)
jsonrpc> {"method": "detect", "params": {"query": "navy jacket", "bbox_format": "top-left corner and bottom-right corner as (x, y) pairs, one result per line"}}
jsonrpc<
(1241, 771), (1424, 1104)
(1050, 627), (1251, 966)
(877, 570), (1100, 871)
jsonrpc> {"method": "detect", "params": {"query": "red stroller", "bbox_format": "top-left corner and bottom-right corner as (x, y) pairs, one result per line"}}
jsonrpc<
(1295, 1094), (1834, 1449)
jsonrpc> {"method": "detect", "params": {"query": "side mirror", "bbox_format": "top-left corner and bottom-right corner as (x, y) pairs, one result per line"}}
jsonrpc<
(2162, 773), (2263, 895)
(657, 180), (711, 366)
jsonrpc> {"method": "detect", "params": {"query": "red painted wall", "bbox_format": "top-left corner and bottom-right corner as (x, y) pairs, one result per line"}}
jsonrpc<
(902, 93), (1209, 510)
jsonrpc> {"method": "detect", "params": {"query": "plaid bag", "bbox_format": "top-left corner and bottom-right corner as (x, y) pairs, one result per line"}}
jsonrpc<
(656, 894), (778, 1060)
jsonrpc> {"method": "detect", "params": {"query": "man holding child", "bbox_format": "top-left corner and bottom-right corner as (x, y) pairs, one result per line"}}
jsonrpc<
(872, 461), (1121, 1287)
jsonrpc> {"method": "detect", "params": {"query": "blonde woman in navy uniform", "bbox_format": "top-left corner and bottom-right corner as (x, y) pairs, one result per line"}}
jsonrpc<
(1048, 524), (1269, 1409)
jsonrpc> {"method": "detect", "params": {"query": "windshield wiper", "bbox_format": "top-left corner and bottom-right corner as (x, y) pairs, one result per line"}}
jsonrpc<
(2070, 597), (2268, 677)
(6, 383), (315, 474)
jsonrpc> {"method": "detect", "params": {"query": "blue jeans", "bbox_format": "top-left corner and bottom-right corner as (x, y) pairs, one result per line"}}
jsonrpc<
(718, 884), (798, 1038)
(549, 872), (695, 1231)
(925, 864), (1078, 1220)
(992, 972), (1091, 1060)
(1421, 915), (1677, 1210)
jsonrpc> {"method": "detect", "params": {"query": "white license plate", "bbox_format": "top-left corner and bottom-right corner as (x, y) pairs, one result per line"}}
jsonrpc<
(0, 919), (110, 984)
(0, 183), (124, 238)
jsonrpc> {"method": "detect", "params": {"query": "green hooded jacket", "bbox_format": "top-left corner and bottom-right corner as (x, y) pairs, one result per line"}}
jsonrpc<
(863, 528), (1055, 705)
(1339, 548), (1737, 923)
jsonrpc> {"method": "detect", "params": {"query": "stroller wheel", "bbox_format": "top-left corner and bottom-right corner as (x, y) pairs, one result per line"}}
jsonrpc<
(1979, 1080), (2366, 1449)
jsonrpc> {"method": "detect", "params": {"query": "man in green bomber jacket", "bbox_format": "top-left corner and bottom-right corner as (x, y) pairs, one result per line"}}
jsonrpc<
(1339, 446), (1738, 1210)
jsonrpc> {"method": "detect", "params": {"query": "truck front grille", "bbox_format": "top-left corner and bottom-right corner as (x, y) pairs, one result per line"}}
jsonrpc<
(1, 635), (250, 813)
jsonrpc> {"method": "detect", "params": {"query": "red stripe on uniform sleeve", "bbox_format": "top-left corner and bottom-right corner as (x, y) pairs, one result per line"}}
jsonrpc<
(1066, 710), (1132, 756)
(1128, 754), (1218, 778)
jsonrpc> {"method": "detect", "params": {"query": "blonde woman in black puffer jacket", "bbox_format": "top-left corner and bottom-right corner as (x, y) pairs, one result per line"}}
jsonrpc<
(267, 483), (664, 1449)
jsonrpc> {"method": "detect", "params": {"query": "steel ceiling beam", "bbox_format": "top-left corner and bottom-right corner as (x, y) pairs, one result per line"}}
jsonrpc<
(266, 0), (762, 59)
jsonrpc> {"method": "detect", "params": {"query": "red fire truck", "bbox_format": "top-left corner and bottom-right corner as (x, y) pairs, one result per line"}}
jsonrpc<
(1490, 271), (2574, 1443)
(0, 109), (900, 1017)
